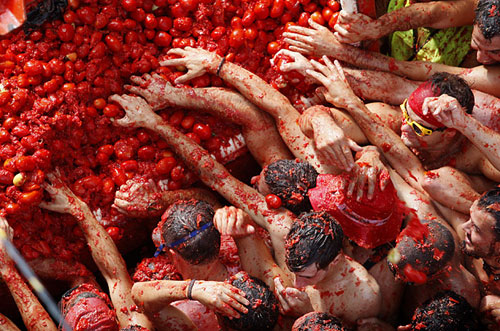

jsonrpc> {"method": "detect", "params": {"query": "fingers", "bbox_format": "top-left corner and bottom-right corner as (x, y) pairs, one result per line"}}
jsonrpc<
(274, 278), (290, 313)
(159, 58), (187, 67)
(175, 70), (202, 84)
(282, 37), (313, 52)
(308, 17), (325, 31)
(288, 45), (312, 55)
(366, 167), (377, 200)
(285, 25), (315, 35)
(348, 139), (363, 152)
(356, 169), (367, 201)
(333, 60), (348, 84)
(130, 75), (146, 86)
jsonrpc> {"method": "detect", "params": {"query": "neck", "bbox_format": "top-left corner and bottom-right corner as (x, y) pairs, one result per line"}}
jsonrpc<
(179, 259), (228, 281)
(319, 253), (345, 284)
(412, 135), (464, 168)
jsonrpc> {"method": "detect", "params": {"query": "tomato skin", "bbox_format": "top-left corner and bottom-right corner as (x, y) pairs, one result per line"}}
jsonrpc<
(328, 12), (340, 28)
(265, 194), (282, 209)
(24, 60), (43, 76)
(58, 24), (75, 42)
(310, 11), (325, 25)
(122, 0), (138, 11)
(229, 28), (245, 48)
(192, 123), (212, 140)
(107, 226), (123, 242)
(328, 0), (340, 12)
(156, 157), (176, 175)
(154, 31), (172, 47)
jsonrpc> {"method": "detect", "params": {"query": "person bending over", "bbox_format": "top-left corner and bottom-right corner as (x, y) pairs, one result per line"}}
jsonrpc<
(284, 0), (500, 98)
(292, 311), (351, 331)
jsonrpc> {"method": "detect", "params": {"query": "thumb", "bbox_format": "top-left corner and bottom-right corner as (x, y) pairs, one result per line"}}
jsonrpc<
(348, 139), (363, 152)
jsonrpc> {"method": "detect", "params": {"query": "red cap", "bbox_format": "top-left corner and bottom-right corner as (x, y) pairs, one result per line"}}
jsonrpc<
(308, 173), (405, 249)
(407, 81), (444, 128)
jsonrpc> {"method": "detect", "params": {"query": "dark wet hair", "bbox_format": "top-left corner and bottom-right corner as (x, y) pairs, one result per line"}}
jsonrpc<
(132, 255), (182, 282)
(475, 0), (500, 40)
(292, 312), (350, 331)
(410, 291), (482, 331)
(388, 220), (455, 282)
(285, 211), (344, 272)
(220, 272), (279, 331)
(161, 199), (220, 265)
(429, 73), (474, 114)
(263, 159), (318, 214)
(477, 187), (500, 239)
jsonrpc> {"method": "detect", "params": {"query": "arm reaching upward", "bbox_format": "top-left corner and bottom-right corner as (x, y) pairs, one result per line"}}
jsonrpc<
(334, 0), (474, 43)
(110, 93), (295, 268)
(40, 172), (153, 330)
(0, 217), (57, 331)
(126, 73), (292, 166)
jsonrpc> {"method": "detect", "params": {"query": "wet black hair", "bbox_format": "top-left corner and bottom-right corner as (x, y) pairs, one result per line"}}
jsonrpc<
(429, 73), (474, 114)
(285, 211), (344, 272)
(25, 0), (67, 35)
(220, 272), (279, 331)
(292, 312), (350, 331)
(388, 220), (455, 282)
(263, 159), (318, 214)
(477, 187), (500, 240)
(475, 0), (500, 40)
(161, 199), (220, 265)
(410, 291), (482, 331)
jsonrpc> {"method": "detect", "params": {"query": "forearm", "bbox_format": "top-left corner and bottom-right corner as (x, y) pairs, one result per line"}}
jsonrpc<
(132, 280), (191, 313)
(0, 314), (21, 331)
(379, 1), (473, 32)
(462, 117), (500, 171)
(0, 263), (57, 331)
(161, 188), (221, 210)
(71, 203), (152, 328)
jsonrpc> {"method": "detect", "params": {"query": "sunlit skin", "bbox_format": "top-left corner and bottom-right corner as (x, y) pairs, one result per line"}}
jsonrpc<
(461, 201), (499, 258)
(471, 25), (500, 65)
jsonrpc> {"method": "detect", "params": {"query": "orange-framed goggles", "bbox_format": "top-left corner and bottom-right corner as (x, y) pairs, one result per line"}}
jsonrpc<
(400, 99), (444, 137)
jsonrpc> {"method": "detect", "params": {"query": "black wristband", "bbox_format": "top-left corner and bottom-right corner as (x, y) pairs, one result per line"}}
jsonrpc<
(187, 279), (196, 300)
(216, 57), (226, 77)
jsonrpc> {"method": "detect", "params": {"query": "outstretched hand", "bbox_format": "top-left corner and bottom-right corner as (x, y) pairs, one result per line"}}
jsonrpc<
(113, 177), (166, 218)
(283, 18), (342, 57)
(274, 277), (313, 316)
(334, 10), (382, 44)
(125, 73), (179, 111)
(191, 280), (250, 319)
(422, 94), (468, 130)
(40, 170), (81, 215)
(160, 47), (220, 84)
(348, 147), (390, 201)
(108, 94), (159, 129)
(272, 49), (314, 76)
(305, 56), (358, 110)
(214, 206), (255, 238)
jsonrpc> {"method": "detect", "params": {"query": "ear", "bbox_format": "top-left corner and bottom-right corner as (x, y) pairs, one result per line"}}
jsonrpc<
(444, 128), (458, 139)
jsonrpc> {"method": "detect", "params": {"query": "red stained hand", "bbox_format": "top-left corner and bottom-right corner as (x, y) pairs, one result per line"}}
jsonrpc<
(214, 206), (255, 238)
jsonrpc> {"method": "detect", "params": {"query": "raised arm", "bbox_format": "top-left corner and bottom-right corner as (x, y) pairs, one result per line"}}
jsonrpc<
(284, 18), (500, 98)
(334, 0), (475, 43)
(0, 314), (20, 331)
(0, 217), (57, 331)
(40, 173), (153, 330)
(160, 47), (344, 174)
(110, 94), (294, 268)
(126, 73), (292, 166)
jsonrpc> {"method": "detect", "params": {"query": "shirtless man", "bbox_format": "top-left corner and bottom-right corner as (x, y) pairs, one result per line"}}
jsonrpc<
(131, 199), (250, 330)
(460, 187), (500, 326)
(284, 0), (500, 98)
(109, 93), (383, 324)
(297, 56), (500, 216)
(213, 206), (381, 325)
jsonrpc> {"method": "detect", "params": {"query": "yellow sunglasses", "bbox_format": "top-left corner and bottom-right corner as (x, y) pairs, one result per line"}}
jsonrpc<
(400, 99), (444, 137)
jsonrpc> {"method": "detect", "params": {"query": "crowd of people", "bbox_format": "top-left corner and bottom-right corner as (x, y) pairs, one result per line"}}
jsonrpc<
(1, 0), (500, 330)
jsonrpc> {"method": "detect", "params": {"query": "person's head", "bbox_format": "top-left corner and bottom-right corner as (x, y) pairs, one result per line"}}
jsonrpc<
(461, 187), (500, 258)
(400, 73), (474, 150)
(253, 159), (318, 214)
(60, 283), (118, 331)
(473, 0), (500, 65)
(292, 312), (350, 331)
(132, 255), (182, 282)
(388, 219), (455, 285)
(285, 211), (344, 287)
(161, 199), (220, 265)
(402, 291), (482, 331)
(220, 272), (279, 331)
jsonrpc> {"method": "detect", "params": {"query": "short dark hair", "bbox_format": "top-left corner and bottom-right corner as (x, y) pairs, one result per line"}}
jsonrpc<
(475, 0), (500, 40)
(264, 159), (318, 214)
(388, 219), (455, 283)
(430, 73), (474, 114)
(411, 291), (482, 331)
(220, 272), (279, 331)
(292, 312), (350, 331)
(477, 187), (500, 239)
(161, 199), (220, 265)
(132, 255), (183, 282)
(285, 211), (344, 272)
